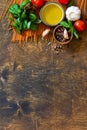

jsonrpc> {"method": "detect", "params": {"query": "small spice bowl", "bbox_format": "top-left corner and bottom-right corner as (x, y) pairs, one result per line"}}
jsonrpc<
(53, 25), (73, 44)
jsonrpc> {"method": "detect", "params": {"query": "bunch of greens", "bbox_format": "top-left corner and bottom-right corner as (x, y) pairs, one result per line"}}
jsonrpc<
(60, 20), (79, 39)
(9, 0), (41, 34)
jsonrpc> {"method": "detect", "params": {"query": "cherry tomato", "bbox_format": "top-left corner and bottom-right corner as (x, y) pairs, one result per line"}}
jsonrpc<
(32, 0), (45, 8)
(58, 0), (69, 5)
(74, 20), (87, 32)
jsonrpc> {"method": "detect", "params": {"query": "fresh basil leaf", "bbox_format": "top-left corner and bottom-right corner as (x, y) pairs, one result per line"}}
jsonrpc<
(70, 26), (79, 39)
(73, 31), (79, 39)
(30, 23), (38, 31)
(73, 28), (79, 39)
(34, 18), (41, 24)
(14, 18), (22, 32)
(23, 20), (28, 30)
(9, 4), (21, 18)
(15, 18), (21, 25)
(21, 10), (26, 20)
(29, 13), (37, 21)
(15, 26), (21, 34)
(27, 21), (31, 29)
(68, 0), (74, 7)
(10, 23), (21, 34)
(9, 4), (21, 14)
(68, 20), (73, 28)
(20, 0), (31, 9)
(70, 27), (74, 33)
(60, 21), (70, 28)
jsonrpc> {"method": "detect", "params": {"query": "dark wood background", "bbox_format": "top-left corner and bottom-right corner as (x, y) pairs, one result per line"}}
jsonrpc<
(0, 0), (87, 130)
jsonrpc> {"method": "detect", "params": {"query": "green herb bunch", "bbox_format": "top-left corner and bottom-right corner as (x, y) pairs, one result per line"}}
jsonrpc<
(60, 20), (79, 39)
(9, 0), (41, 34)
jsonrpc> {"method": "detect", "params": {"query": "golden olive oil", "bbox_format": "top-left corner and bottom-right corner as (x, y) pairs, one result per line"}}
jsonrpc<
(40, 3), (64, 26)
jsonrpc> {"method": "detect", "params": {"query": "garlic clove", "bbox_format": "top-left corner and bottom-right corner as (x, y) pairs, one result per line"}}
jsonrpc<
(63, 29), (69, 39)
(42, 29), (50, 39)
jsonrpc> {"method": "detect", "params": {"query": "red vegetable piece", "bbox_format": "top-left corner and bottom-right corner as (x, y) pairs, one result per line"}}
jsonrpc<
(32, 0), (45, 8)
(58, 0), (69, 5)
(74, 20), (87, 32)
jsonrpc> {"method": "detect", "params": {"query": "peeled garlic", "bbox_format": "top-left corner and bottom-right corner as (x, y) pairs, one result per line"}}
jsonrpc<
(63, 29), (69, 39)
(42, 29), (50, 38)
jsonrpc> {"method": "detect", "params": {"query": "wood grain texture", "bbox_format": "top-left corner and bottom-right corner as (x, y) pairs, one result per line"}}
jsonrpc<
(0, 0), (87, 130)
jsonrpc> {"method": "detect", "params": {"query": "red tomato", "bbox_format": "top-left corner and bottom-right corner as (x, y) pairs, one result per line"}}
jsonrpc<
(74, 20), (87, 32)
(32, 0), (45, 7)
(58, 0), (69, 5)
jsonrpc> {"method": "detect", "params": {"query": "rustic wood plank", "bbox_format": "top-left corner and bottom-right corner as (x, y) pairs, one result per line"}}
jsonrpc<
(0, 0), (87, 130)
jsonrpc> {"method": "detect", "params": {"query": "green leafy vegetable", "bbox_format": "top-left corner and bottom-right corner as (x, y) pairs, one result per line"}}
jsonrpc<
(34, 18), (41, 24)
(29, 12), (37, 21)
(8, 0), (40, 34)
(60, 21), (70, 28)
(30, 23), (38, 31)
(21, 10), (27, 20)
(9, 4), (21, 18)
(20, 0), (31, 9)
(22, 20), (27, 30)
(68, 0), (74, 7)
(13, 18), (22, 33)
(27, 21), (31, 29)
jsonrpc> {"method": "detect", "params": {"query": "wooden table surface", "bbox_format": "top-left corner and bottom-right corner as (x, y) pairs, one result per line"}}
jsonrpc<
(0, 1), (87, 130)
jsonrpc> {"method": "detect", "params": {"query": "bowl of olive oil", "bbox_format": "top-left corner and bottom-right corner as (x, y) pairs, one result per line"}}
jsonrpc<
(40, 2), (64, 26)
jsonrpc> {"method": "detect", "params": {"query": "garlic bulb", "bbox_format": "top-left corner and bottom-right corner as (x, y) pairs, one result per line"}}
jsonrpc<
(65, 6), (81, 21)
